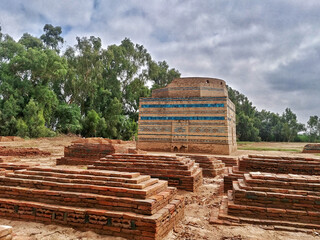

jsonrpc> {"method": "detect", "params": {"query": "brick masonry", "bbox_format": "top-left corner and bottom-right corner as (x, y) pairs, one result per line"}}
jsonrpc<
(212, 172), (320, 229)
(302, 144), (320, 153)
(87, 153), (203, 192)
(0, 166), (184, 240)
(137, 77), (237, 155)
(176, 154), (226, 177)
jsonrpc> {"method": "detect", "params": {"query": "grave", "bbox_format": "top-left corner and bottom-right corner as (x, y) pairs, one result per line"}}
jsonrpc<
(0, 166), (184, 240)
(303, 144), (320, 153)
(87, 153), (203, 192)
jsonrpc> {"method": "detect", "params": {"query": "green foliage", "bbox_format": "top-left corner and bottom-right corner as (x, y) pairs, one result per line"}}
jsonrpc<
(55, 103), (81, 134)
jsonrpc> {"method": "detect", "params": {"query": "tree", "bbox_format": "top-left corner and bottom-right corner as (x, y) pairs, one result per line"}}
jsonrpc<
(307, 115), (320, 142)
(149, 60), (180, 89)
(40, 24), (64, 52)
(54, 103), (81, 134)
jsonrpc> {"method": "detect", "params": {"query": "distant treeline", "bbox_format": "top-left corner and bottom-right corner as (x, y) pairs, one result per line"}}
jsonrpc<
(0, 24), (319, 142)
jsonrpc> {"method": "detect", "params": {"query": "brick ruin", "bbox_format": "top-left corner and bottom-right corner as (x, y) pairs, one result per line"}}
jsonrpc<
(176, 154), (226, 177)
(137, 77), (237, 155)
(57, 139), (203, 192)
(0, 166), (184, 240)
(212, 154), (320, 230)
(0, 225), (12, 240)
(303, 143), (320, 153)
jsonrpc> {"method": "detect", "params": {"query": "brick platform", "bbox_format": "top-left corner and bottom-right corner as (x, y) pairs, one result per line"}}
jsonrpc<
(176, 154), (225, 177)
(303, 144), (320, 153)
(212, 172), (320, 229)
(86, 154), (203, 192)
(0, 225), (12, 240)
(0, 166), (184, 240)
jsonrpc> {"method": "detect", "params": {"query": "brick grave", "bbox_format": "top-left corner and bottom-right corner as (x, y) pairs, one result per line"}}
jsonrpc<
(0, 166), (184, 240)
(86, 154), (203, 192)
(0, 225), (12, 240)
(303, 144), (320, 153)
(224, 154), (320, 192)
(211, 172), (320, 230)
(176, 154), (225, 177)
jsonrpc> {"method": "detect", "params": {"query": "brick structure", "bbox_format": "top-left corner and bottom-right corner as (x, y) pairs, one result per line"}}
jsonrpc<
(137, 77), (237, 155)
(213, 156), (238, 167)
(0, 166), (184, 240)
(303, 143), (320, 153)
(176, 154), (225, 177)
(0, 225), (12, 240)
(57, 138), (133, 165)
(224, 154), (320, 192)
(211, 172), (320, 230)
(88, 153), (203, 192)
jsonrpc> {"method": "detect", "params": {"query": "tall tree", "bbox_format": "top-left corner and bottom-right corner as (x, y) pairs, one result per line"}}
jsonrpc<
(40, 24), (64, 52)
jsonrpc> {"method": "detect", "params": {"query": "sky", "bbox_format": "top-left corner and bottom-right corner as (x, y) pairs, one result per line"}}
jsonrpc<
(0, 0), (319, 124)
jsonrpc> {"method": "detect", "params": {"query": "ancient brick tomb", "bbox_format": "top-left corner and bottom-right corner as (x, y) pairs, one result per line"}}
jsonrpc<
(0, 167), (184, 240)
(88, 153), (203, 192)
(214, 172), (320, 229)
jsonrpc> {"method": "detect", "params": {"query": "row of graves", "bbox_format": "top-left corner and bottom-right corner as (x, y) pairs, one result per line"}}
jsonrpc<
(211, 154), (320, 232)
(0, 138), (236, 240)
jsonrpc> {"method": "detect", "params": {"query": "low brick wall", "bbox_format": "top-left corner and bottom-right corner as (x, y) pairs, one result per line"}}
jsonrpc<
(0, 166), (185, 240)
(303, 144), (320, 153)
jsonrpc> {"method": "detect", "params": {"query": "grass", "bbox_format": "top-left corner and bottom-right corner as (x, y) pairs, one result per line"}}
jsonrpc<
(238, 147), (301, 152)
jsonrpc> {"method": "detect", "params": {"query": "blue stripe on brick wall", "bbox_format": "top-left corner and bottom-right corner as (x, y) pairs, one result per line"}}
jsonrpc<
(140, 116), (225, 120)
(141, 103), (224, 108)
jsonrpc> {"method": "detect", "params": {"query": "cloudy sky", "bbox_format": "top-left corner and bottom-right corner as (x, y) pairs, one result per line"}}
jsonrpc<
(0, 0), (319, 123)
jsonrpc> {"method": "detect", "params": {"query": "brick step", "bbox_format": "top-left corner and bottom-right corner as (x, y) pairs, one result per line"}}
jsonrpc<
(102, 156), (192, 165)
(227, 197), (320, 225)
(233, 181), (320, 212)
(0, 196), (184, 240)
(223, 167), (245, 192)
(111, 154), (181, 160)
(14, 169), (151, 184)
(0, 185), (176, 215)
(0, 163), (32, 170)
(212, 196), (320, 231)
(244, 173), (320, 192)
(89, 166), (203, 192)
(8, 171), (158, 190)
(248, 155), (320, 161)
(90, 163), (199, 177)
(0, 176), (168, 199)
(242, 157), (320, 164)
(98, 160), (194, 171)
(248, 172), (320, 184)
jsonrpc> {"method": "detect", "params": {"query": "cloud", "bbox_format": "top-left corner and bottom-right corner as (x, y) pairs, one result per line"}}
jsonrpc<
(0, 0), (319, 123)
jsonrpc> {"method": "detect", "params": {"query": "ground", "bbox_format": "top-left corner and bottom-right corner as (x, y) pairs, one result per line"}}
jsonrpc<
(0, 137), (319, 240)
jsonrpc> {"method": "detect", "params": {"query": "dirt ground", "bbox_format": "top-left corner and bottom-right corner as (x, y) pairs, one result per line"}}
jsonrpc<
(0, 136), (320, 240)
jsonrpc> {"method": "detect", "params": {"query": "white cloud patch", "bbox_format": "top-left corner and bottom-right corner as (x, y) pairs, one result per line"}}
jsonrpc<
(0, 0), (319, 123)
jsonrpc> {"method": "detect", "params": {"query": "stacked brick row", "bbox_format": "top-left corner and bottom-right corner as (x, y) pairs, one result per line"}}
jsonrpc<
(87, 153), (203, 192)
(224, 155), (320, 192)
(303, 144), (320, 153)
(176, 154), (225, 177)
(239, 154), (320, 175)
(215, 172), (320, 228)
(0, 166), (184, 240)
(213, 156), (238, 167)
(0, 225), (12, 240)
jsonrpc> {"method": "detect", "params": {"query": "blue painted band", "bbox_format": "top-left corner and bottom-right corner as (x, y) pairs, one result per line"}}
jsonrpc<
(140, 116), (225, 120)
(141, 103), (224, 108)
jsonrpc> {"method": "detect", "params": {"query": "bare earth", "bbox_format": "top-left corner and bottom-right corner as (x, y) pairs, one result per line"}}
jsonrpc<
(0, 136), (320, 240)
